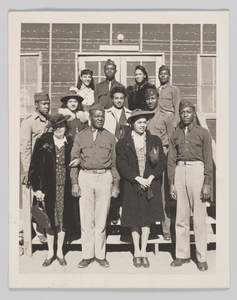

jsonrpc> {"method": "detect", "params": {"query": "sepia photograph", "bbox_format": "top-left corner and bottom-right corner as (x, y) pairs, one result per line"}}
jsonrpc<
(8, 10), (229, 289)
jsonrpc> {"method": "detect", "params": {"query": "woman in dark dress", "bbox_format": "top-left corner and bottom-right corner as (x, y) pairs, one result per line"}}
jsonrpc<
(116, 109), (167, 268)
(58, 91), (89, 140)
(28, 114), (76, 267)
(126, 65), (156, 111)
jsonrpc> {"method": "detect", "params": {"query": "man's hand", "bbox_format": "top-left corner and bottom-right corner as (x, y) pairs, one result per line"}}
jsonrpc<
(34, 190), (44, 202)
(111, 186), (120, 198)
(69, 158), (80, 168)
(201, 184), (211, 201)
(21, 171), (28, 185)
(72, 184), (81, 197)
(169, 184), (177, 200)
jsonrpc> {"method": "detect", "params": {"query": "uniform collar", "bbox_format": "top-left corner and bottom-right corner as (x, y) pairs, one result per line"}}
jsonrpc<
(180, 120), (196, 132)
(33, 110), (48, 122)
(106, 78), (115, 85)
(159, 81), (170, 90)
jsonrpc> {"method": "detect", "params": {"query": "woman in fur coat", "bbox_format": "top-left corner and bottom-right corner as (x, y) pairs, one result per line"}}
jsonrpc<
(116, 109), (167, 268)
(28, 114), (77, 267)
(126, 65), (156, 111)
(58, 91), (89, 140)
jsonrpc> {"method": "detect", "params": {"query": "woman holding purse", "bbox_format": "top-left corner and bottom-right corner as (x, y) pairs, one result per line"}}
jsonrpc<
(28, 114), (76, 267)
(115, 109), (167, 268)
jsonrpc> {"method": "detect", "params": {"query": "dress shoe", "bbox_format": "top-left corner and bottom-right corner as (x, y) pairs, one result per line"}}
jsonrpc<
(163, 232), (171, 241)
(56, 256), (67, 266)
(170, 258), (190, 267)
(197, 261), (208, 271)
(42, 255), (55, 267)
(78, 258), (94, 268)
(96, 258), (110, 268)
(133, 257), (142, 268)
(141, 257), (150, 268)
(38, 234), (47, 244)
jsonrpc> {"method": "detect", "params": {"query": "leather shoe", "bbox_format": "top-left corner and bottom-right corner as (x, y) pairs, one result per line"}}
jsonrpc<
(170, 258), (190, 267)
(133, 257), (142, 268)
(141, 257), (150, 268)
(56, 256), (67, 266)
(96, 258), (110, 268)
(38, 235), (47, 244)
(78, 258), (94, 268)
(163, 232), (171, 241)
(42, 255), (55, 267)
(197, 261), (208, 271)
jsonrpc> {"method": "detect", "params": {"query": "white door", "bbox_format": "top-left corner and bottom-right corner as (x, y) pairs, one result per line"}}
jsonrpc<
(77, 55), (164, 87)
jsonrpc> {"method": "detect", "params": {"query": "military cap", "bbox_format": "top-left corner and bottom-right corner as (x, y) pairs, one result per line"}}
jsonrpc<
(89, 103), (105, 112)
(145, 88), (159, 99)
(104, 59), (116, 69)
(158, 65), (170, 74)
(179, 100), (195, 112)
(34, 92), (50, 102)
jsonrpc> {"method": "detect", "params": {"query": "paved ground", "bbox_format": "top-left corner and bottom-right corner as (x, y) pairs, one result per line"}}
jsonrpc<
(19, 244), (216, 275)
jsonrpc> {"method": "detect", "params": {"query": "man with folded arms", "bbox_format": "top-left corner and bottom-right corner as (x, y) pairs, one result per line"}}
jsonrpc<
(70, 103), (120, 268)
(168, 100), (212, 271)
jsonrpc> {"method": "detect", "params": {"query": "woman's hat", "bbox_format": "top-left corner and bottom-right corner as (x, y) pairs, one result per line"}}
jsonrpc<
(46, 114), (71, 128)
(60, 91), (84, 104)
(127, 109), (155, 124)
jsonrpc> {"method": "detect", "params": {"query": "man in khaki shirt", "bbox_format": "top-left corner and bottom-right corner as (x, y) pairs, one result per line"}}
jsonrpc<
(70, 103), (120, 268)
(20, 92), (50, 242)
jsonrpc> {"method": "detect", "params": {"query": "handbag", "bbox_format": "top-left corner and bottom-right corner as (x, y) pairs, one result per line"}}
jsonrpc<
(31, 200), (51, 229)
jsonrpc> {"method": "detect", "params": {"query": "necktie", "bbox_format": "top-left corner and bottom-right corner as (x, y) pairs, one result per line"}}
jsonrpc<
(93, 129), (98, 141)
(108, 81), (111, 91)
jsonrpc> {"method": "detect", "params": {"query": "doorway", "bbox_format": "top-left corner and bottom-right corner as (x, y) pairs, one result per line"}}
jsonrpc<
(77, 54), (164, 88)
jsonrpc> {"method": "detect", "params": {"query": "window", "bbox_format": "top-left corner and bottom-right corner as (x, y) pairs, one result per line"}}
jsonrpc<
(20, 53), (42, 118)
(197, 55), (216, 118)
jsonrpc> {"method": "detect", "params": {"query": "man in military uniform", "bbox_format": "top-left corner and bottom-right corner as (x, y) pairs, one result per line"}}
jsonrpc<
(94, 59), (128, 109)
(168, 100), (212, 271)
(157, 65), (181, 138)
(20, 92), (50, 242)
(145, 88), (172, 240)
(70, 103), (120, 268)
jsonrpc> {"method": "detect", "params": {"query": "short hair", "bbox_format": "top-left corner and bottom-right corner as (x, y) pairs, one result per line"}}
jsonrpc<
(76, 69), (95, 90)
(110, 86), (126, 99)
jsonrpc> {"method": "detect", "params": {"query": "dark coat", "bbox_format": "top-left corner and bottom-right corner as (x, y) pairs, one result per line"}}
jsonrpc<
(127, 82), (156, 111)
(28, 132), (77, 229)
(116, 128), (167, 227)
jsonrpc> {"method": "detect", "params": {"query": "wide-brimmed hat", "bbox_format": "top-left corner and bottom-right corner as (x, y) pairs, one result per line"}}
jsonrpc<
(60, 91), (84, 104)
(46, 114), (71, 128)
(127, 109), (155, 124)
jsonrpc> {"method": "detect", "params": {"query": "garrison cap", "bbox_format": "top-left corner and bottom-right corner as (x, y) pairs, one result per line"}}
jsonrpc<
(89, 103), (105, 112)
(158, 65), (170, 74)
(104, 59), (116, 69)
(34, 92), (50, 102)
(179, 100), (195, 112)
(145, 88), (159, 99)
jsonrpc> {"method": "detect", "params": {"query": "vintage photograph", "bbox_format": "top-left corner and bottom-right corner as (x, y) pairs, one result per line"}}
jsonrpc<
(8, 11), (229, 289)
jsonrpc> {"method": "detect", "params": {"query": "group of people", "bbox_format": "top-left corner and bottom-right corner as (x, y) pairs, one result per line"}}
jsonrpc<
(20, 59), (212, 272)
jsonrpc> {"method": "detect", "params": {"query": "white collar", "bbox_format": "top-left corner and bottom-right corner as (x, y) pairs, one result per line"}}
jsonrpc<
(53, 135), (67, 148)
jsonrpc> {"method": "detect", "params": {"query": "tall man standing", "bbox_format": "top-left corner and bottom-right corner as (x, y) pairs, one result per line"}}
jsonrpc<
(145, 88), (172, 240)
(20, 92), (50, 243)
(70, 103), (120, 268)
(157, 65), (181, 137)
(168, 100), (212, 271)
(94, 59), (128, 109)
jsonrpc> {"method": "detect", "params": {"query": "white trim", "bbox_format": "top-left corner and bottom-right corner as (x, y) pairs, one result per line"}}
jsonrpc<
(79, 22), (82, 53)
(200, 24), (203, 54)
(170, 24), (173, 85)
(75, 52), (165, 56)
(49, 23), (52, 103)
(140, 24), (143, 53)
(20, 53), (41, 56)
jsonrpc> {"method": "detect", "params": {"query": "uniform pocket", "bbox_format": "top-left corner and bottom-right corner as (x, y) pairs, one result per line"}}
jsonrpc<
(99, 142), (112, 159)
(81, 143), (93, 158)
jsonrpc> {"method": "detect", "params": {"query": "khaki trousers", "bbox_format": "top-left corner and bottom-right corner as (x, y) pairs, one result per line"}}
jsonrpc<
(79, 170), (112, 260)
(175, 161), (207, 262)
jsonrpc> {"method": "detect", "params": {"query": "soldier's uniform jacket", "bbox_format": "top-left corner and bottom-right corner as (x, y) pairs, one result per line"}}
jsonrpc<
(94, 79), (128, 109)
(20, 110), (48, 172)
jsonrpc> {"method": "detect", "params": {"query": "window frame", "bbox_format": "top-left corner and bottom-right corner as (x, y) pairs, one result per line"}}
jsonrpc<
(197, 54), (216, 119)
(20, 52), (42, 119)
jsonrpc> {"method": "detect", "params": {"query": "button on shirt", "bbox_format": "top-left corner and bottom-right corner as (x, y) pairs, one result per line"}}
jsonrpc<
(20, 110), (48, 172)
(146, 107), (173, 147)
(157, 82), (181, 128)
(70, 127), (120, 187)
(167, 121), (213, 185)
